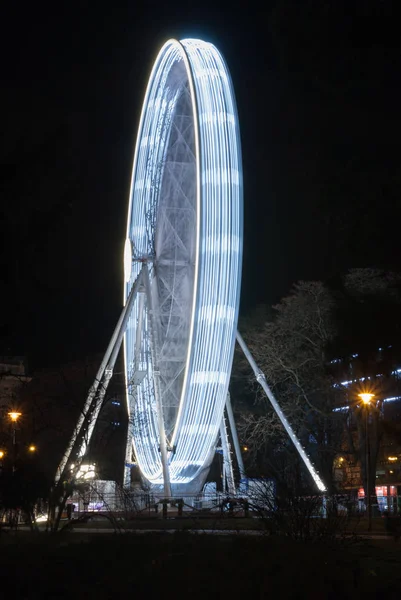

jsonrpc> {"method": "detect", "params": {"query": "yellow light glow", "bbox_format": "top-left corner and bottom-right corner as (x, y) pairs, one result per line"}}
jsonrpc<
(28, 445), (36, 452)
(8, 411), (22, 422)
(390, 470), (394, 474)
(358, 393), (374, 404)
(243, 446), (248, 452)
(339, 457), (344, 462)
(0, 451), (4, 459)
(388, 456), (398, 462)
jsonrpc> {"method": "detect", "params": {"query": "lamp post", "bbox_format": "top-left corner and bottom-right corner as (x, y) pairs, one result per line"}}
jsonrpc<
(8, 411), (22, 474)
(358, 393), (374, 531)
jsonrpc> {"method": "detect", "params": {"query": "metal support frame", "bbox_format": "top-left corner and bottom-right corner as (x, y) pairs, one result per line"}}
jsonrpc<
(220, 412), (236, 496)
(55, 267), (144, 484)
(236, 331), (327, 492)
(124, 291), (146, 487)
(142, 263), (172, 498)
(124, 416), (135, 488)
(225, 392), (246, 481)
(56, 295), (326, 496)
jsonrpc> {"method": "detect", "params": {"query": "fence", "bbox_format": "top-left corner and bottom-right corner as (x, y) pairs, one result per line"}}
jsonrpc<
(65, 480), (401, 521)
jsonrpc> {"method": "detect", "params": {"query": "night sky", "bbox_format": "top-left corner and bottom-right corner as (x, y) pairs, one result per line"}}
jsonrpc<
(1, 1), (400, 369)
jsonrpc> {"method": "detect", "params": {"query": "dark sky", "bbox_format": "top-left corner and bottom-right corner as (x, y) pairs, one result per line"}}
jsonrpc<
(1, 1), (400, 368)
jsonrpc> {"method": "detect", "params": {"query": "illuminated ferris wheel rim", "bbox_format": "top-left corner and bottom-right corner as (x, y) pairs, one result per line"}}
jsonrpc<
(124, 38), (202, 447)
(124, 38), (243, 487)
(124, 38), (201, 256)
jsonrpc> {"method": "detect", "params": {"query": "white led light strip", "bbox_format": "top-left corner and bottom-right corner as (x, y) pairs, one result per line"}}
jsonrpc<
(124, 38), (243, 488)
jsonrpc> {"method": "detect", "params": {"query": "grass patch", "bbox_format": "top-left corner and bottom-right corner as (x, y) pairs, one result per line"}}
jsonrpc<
(1, 532), (401, 598)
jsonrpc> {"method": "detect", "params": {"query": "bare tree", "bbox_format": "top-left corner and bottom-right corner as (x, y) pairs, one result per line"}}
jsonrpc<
(14, 355), (126, 532)
(237, 268), (401, 499)
(237, 281), (345, 492)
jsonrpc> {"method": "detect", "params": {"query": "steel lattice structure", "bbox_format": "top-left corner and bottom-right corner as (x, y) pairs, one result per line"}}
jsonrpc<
(56, 38), (326, 498)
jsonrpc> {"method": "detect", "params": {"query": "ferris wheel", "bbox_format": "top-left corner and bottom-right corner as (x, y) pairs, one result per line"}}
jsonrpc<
(56, 38), (326, 498)
(123, 38), (243, 496)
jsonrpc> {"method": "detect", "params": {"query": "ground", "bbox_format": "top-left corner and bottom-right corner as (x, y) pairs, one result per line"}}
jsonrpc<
(1, 531), (401, 598)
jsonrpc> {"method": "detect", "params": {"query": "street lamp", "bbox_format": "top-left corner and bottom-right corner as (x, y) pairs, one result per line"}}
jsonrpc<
(8, 411), (22, 473)
(8, 412), (21, 421)
(359, 393), (374, 405)
(28, 445), (36, 453)
(358, 392), (374, 531)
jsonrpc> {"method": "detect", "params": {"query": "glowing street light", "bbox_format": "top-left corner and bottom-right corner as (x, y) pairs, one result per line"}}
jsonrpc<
(8, 411), (22, 422)
(28, 445), (37, 453)
(358, 393), (374, 405)
(358, 392), (375, 531)
(0, 450), (5, 459)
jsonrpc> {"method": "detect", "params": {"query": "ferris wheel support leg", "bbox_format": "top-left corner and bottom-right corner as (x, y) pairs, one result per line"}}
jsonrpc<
(225, 392), (246, 482)
(220, 413), (236, 497)
(55, 268), (144, 484)
(124, 418), (135, 488)
(134, 292), (146, 369)
(82, 272), (144, 455)
(235, 331), (327, 493)
(124, 291), (146, 487)
(142, 263), (172, 499)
